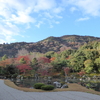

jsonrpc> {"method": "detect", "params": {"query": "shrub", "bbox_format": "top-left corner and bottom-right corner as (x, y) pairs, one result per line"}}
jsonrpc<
(86, 83), (91, 88)
(60, 81), (65, 85)
(41, 85), (54, 90)
(34, 83), (45, 89)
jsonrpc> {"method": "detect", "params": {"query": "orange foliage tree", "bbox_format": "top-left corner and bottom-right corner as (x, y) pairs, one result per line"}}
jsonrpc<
(0, 58), (15, 68)
(16, 55), (30, 65)
(50, 57), (56, 61)
(77, 71), (86, 77)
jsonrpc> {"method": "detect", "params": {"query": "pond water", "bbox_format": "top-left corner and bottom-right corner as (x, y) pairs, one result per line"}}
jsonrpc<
(79, 79), (100, 91)
(14, 77), (66, 88)
(12, 77), (100, 91)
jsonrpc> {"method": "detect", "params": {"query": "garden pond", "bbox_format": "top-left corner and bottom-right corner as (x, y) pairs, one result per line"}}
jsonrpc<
(12, 76), (100, 92)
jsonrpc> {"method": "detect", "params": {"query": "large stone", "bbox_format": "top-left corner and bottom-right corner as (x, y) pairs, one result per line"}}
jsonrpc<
(61, 84), (68, 88)
(53, 81), (61, 88)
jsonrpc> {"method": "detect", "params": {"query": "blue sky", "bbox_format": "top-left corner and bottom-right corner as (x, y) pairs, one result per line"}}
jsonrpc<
(0, 0), (100, 43)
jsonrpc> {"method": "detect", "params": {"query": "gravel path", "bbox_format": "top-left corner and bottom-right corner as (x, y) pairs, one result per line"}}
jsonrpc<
(0, 80), (100, 100)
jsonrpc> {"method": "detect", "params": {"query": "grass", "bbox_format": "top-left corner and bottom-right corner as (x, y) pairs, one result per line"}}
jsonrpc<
(4, 79), (100, 95)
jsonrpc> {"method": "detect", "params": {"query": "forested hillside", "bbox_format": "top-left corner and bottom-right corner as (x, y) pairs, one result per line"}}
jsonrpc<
(1, 41), (100, 78)
(0, 35), (100, 58)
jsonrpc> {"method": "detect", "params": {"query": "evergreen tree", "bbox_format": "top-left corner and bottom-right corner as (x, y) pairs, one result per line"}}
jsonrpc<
(94, 57), (100, 72)
(2, 54), (8, 61)
(30, 58), (38, 70)
(19, 58), (26, 64)
(84, 59), (94, 73)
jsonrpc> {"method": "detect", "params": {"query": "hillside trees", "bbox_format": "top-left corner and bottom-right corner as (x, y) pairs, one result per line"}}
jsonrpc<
(30, 58), (38, 71)
(16, 48), (29, 57)
(2, 54), (8, 61)
(16, 64), (32, 75)
(84, 59), (94, 73)
(37, 57), (53, 76)
(69, 50), (86, 72)
(84, 49), (99, 60)
(16, 55), (30, 65)
(0, 58), (15, 68)
(51, 57), (68, 72)
(19, 58), (26, 64)
(4, 64), (17, 77)
(60, 49), (75, 58)
(1, 40), (100, 77)
(94, 57), (100, 72)
(38, 57), (51, 64)
(64, 67), (70, 76)
(0, 58), (18, 77)
(70, 58), (80, 72)
(37, 57), (52, 70)
(0, 35), (100, 58)
(45, 51), (55, 58)
(67, 41), (100, 73)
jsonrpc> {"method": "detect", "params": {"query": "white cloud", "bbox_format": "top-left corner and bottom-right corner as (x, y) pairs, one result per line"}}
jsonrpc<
(50, 24), (53, 28)
(0, 0), (36, 43)
(0, 0), (37, 43)
(33, 0), (56, 12)
(70, 7), (77, 12)
(54, 21), (60, 24)
(26, 23), (31, 29)
(44, 12), (53, 19)
(2, 0), (100, 43)
(65, 0), (100, 16)
(55, 15), (63, 19)
(0, 23), (19, 43)
(11, 12), (36, 24)
(35, 21), (44, 28)
(53, 7), (64, 14)
(0, 2), (11, 19)
(77, 17), (90, 21)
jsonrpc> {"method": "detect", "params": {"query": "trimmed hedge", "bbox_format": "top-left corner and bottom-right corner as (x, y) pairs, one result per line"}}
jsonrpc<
(41, 85), (54, 90)
(34, 83), (45, 89)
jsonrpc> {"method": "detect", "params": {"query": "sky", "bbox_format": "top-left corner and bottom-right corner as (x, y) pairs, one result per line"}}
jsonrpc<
(0, 0), (100, 44)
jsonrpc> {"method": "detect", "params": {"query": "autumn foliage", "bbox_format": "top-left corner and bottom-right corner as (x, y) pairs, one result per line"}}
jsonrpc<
(64, 67), (70, 75)
(0, 58), (15, 67)
(38, 57), (51, 63)
(16, 55), (30, 64)
(37, 68), (52, 76)
(16, 64), (32, 74)
(50, 57), (56, 61)
(66, 56), (70, 60)
(77, 71), (86, 77)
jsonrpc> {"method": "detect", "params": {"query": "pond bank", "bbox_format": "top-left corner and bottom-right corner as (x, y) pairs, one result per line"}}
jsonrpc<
(0, 79), (100, 100)
(4, 79), (100, 95)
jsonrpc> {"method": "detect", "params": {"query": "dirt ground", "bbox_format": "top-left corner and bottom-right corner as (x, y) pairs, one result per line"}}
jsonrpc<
(4, 79), (100, 95)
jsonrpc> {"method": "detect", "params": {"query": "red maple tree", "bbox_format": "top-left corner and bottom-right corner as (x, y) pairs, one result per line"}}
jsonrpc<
(16, 55), (30, 64)
(50, 57), (56, 61)
(64, 67), (70, 76)
(16, 64), (32, 74)
(77, 71), (86, 77)
(38, 57), (51, 63)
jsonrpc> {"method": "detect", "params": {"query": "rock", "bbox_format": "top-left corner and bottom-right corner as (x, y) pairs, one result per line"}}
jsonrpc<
(53, 81), (61, 88)
(16, 75), (21, 79)
(65, 79), (68, 82)
(47, 77), (52, 84)
(47, 80), (52, 84)
(61, 84), (68, 88)
(16, 79), (21, 84)
(21, 76), (23, 80)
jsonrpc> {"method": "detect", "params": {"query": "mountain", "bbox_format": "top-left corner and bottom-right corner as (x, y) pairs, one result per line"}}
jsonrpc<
(0, 35), (100, 58)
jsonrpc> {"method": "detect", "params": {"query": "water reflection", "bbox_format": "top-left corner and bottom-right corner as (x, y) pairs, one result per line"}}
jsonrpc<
(12, 76), (100, 91)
